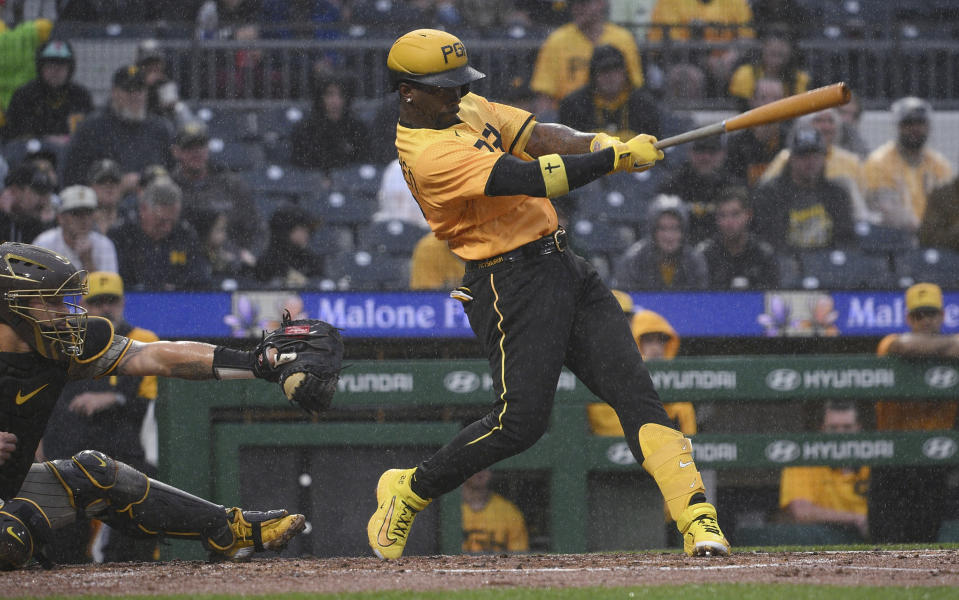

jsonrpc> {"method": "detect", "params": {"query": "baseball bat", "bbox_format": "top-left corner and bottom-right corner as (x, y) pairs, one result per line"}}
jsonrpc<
(653, 82), (851, 150)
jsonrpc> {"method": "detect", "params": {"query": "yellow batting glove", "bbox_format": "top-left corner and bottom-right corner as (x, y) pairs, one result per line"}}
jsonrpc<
(611, 133), (665, 173)
(589, 132), (622, 152)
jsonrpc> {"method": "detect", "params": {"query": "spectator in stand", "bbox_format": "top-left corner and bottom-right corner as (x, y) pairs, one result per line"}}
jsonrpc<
(588, 291), (696, 437)
(290, 74), (369, 172)
(170, 121), (266, 265)
(1, 39), (93, 143)
(530, 0), (644, 117)
(558, 45), (661, 141)
(751, 125), (856, 252)
(372, 158), (429, 230)
(86, 159), (130, 234)
(409, 231), (464, 290)
(864, 97), (953, 234)
(0, 161), (56, 243)
(919, 172), (959, 253)
(870, 283), (959, 543)
(32, 185), (118, 273)
(779, 401), (870, 541)
(136, 39), (195, 129)
(725, 77), (789, 187)
(0, 18), (53, 117)
(612, 194), (708, 291)
(760, 110), (874, 224)
(193, 210), (256, 287)
(696, 186), (778, 289)
(836, 88), (869, 159)
(254, 202), (324, 288)
(646, 0), (754, 98)
(42, 271), (161, 564)
(62, 65), (174, 191)
(657, 135), (742, 245)
(461, 469), (529, 554)
(727, 23), (809, 111)
(110, 176), (210, 290)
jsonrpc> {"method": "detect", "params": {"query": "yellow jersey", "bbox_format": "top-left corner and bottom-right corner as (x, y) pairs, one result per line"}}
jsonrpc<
(396, 92), (556, 260)
(462, 492), (529, 553)
(780, 465), (870, 516)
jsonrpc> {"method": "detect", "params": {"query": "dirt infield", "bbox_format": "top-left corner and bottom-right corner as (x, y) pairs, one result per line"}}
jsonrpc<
(5, 550), (958, 597)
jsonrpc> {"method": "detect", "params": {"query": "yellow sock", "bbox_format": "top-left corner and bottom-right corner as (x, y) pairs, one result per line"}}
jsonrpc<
(639, 423), (705, 521)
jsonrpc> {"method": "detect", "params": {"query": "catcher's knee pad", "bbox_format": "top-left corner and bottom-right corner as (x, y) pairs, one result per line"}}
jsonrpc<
(638, 423), (705, 521)
(49, 450), (149, 518)
(0, 498), (53, 570)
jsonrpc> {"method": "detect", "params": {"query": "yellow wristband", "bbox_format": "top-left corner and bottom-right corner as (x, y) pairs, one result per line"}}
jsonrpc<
(537, 154), (570, 198)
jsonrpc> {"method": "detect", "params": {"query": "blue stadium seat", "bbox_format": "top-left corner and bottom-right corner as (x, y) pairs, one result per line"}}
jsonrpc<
(313, 190), (377, 227)
(569, 219), (633, 257)
(256, 105), (307, 142)
(893, 247), (959, 288)
(799, 248), (897, 290)
(328, 163), (382, 202)
(207, 139), (264, 172)
(356, 220), (427, 256)
(325, 251), (409, 291)
(194, 106), (260, 141)
(854, 222), (918, 254)
(777, 252), (803, 289)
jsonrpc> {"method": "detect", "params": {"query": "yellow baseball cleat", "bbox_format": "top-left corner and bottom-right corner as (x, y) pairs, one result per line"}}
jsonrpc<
(677, 502), (730, 557)
(212, 508), (306, 560)
(367, 468), (431, 559)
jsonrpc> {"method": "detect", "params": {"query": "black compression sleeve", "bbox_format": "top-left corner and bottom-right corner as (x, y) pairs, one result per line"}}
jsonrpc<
(485, 148), (614, 197)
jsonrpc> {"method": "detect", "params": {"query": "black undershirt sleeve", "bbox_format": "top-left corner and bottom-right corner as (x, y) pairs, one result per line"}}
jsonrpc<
(485, 148), (615, 197)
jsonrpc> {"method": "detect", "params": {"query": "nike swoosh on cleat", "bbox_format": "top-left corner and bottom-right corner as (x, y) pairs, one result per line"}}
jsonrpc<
(679, 460), (693, 468)
(376, 497), (398, 547)
(15, 384), (49, 405)
(6, 527), (24, 546)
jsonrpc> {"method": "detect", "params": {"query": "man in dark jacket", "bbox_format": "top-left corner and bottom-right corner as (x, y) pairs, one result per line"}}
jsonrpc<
(751, 126), (856, 252)
(62, 64), (173, 189)
(1, 39), (93, 142)
(558, 44), (661, 141)
(697, 186), (779, 289)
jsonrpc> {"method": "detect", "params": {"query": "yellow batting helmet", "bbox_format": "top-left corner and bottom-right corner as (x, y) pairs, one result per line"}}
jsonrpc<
(387, 29), (485, 90)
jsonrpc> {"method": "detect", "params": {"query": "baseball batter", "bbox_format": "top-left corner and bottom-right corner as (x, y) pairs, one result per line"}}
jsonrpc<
(367, 29), (729, 559)
(0, 242), (327, 569)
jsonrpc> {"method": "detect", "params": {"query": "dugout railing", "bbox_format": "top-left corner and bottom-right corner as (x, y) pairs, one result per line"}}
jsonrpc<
(157, 355), (959, 559)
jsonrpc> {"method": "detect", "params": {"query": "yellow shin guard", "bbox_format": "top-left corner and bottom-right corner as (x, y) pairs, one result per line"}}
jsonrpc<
(639, 423), (705, 521)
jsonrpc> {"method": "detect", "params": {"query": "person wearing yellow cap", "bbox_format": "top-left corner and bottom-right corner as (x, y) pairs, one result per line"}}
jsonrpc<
(870, 282), (958, 544)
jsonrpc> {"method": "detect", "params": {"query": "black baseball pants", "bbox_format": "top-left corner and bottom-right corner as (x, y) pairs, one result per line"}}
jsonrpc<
(413, 248), (671, 498)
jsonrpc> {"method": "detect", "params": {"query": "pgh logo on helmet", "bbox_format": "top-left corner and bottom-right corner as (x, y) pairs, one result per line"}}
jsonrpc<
(387, 29), (486, 90)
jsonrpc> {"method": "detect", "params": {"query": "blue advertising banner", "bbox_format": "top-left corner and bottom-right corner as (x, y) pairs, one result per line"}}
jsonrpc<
(123, 289), (959, 339)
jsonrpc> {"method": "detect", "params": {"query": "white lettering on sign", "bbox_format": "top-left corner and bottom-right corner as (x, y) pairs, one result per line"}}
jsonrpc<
(846, 297), (905, 328)
(650, 370), (737, 390)
(802, 440), (894, 460)
(338, 373), (414, 393)
(317, 298), (436, 329)
(692, 443), (737, 462)
(802, 369), (895, 389)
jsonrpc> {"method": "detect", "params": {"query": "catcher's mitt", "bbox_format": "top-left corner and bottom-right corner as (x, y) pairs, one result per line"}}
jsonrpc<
(254, 312), (344, 415)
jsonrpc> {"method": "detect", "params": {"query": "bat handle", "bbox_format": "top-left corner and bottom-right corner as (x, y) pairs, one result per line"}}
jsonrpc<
(654, 122), (727, 150)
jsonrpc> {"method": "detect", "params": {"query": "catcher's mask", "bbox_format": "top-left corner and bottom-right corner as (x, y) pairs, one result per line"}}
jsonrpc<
(0, 243), (88, 358)
(387, 29), (485, 92)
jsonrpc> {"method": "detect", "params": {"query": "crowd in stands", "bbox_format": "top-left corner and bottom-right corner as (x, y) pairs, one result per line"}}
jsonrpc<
(1, 1), (959, 293)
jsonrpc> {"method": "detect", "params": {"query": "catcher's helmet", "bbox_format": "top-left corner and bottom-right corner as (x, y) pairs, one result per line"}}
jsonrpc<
(387, 29), (485, 90)
(0, 242), (88, 358)
(0, 512), (34, 571)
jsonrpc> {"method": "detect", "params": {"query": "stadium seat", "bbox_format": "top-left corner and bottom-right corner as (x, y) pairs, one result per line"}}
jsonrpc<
(569, 219), (633, 257)
(313, 190), (377, 227)
(799, 248), (897, 290)
(328, 163), (382, 202)
(194, 106), (259, 141)
(324, 251), (410, 291)
(207, 139), (264, 172)
(256, 105), (307, 142)
(777, 252), (803, 289)
(854, 222), (918, 254)
(356, 220), (427, 256)
(243, 165), (326, 201)
(893, 247), (959, 288)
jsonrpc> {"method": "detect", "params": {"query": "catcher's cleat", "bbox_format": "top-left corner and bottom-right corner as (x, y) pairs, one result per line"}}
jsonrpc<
(677, 502), (730, 557)
(211, 508), (306, 561)
(367, 468), (431, 559)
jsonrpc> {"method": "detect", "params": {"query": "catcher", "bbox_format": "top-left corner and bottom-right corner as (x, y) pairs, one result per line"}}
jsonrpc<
(0, 242), (342, 569)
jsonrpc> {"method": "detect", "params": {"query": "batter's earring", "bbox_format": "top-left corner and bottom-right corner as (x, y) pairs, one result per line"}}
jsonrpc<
(405, 97), (412, 103)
